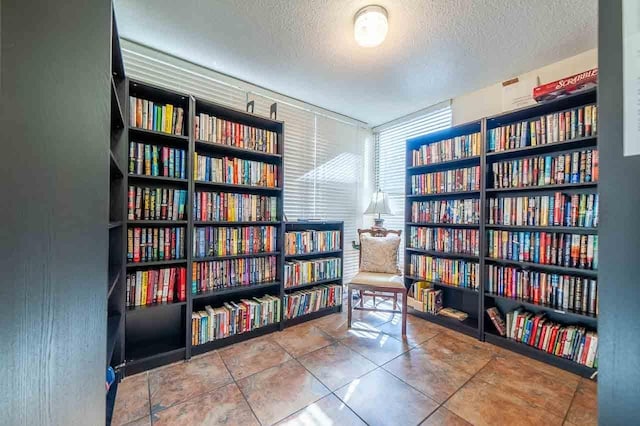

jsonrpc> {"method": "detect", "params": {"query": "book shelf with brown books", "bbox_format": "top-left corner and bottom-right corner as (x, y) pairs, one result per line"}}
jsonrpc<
(482, 89), (598, 378)
(282, 221), (344, 327)
(405, 121), (484, 340)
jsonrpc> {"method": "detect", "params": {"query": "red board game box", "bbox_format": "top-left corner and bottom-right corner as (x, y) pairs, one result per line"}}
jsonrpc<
(533, 68), (598, 102)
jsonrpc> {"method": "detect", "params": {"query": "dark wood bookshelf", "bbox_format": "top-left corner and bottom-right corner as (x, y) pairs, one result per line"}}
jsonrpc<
(405, 89), (600, 376)
(111, 77), (125, 130)
(283, 221), (344, 328)
(128, 126), (189, 142)
(127, 220), (188, 226)
(284, 249), (343, 259)
(191, 323), (280, 356)
(192, 281), (281, 300)
(406, 222), (479, 228)
(194, 180), (282, 192)
(404, 275), (479, 294)
(193, 251), (280, 262)
(195, 139), (282, 160)
(484, 257), (597, 277)
(107, 314), (122, 365)
(126, 259), (187, 268)
(405, 247), (479, 261)
(128, 174), (188, 184)
(485, 224), (598, 234)
(126, 301), (187, 313)
(110, 150), (124, 178)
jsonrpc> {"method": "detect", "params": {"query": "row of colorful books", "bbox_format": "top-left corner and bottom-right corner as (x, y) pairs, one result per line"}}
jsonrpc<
(193, 153), (279, 188)
(411, 199), (479, 225)
(284, 257), (342, 289)
(130, 96), (185, 136)
(411, 282), (443, 314)
(191, 257), (278, 295)
(487, 104), (597, 153)
(411, 166), (481, 195)
(284, 230), (341, 255)
(127, 227), (186, 263)
(487, 264), (597, 315)
(487, 192), (598, 228)
(127, 187), (187, 221)
(491, 149), (598, 189)
(194, 113), (278, 154)
(487, 230), (598, 270)
(125, 267), (187, 307)
(283, 285), (342, 320)
(487, 307), (598, 368)
(191, 295), (281, 345)
(192, 226), (277, 258)
(193, 191), (278, 223)
(128, 142), (187, 179)
(408, 254), (479, 289)
(411, 132), (482, 166)
(409, 227), (479, 256)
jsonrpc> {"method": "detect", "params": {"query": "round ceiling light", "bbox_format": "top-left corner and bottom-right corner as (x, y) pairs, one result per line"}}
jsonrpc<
(354, 5), (388, 48)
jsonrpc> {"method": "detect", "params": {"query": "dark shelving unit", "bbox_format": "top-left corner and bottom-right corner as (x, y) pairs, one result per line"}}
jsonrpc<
(404, 90), (599, 377)
(405, 121), (484, 340)
(192, 281), (281, 300)
(282, 221), (344, 327)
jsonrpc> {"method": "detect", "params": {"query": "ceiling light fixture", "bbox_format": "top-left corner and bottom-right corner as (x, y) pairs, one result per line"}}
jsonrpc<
(354, 5), (388, 48)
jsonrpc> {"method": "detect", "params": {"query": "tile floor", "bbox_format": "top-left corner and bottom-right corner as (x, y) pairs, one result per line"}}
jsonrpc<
(111, 303), (597, 426)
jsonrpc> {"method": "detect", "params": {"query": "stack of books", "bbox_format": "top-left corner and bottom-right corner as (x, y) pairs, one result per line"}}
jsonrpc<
(127, 186), (187, 221)
(194, 113), (278, 154)
(409, 254), (479, 289)
(193, 191), (278, 222)
(191, 256), (278, 294)
(125, 267), (187, 307)
(284, 257), (342, 288)
(129, 96), (185, 135)
(192, 226), (277, 258)
(411, 166), (480, 195)
(409, 227), (479, 255)
(285, 230), (341, 255)
(412, 132), (481, 166)
(411, 199), (480, 224)
(129, 142), (187, 179)
(127, 227), (186, 263)
(193, 153), (278, 187)
(283, 285), (342, 319)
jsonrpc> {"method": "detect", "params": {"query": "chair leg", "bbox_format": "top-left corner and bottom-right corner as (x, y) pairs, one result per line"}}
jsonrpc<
(359, 290), (364, 307)
(373, 294), (376, 306)
(348, 286), (353, 329)
(402, 292), (407, 337)
(393, 293), (398, 310)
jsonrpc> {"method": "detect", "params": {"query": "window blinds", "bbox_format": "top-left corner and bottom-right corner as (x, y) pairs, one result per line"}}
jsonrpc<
(373, 103), (453, 264)
(121, 40), (369, 281)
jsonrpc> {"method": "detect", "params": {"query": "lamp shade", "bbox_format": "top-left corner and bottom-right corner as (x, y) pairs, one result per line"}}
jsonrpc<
(364, 190), (393, 215)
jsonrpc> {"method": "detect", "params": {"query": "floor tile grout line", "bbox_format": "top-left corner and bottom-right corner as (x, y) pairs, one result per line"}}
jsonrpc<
(417, 357), (495, 425)
(218, 351), (265, 426)
(561, 379), (582, 425)
(146, 372), (152, 425)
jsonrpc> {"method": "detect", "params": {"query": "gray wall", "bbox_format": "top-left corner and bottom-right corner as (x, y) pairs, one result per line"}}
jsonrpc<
(0, 1), (111, 424)
(598, 0), (640, 423)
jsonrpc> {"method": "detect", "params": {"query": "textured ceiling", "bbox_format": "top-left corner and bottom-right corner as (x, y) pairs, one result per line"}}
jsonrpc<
(114, 0), (597, 126)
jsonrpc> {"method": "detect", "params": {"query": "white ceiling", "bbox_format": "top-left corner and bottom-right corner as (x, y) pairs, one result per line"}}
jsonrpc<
(114, 0), (597, 126)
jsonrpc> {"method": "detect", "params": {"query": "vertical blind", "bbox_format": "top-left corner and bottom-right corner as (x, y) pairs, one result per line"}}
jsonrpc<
(121, 40), (369, 281)
(373, 103), (453, 264)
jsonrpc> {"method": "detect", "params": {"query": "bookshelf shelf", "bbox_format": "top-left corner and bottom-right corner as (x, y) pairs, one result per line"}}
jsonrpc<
(485, 224), (598, 234)
(126, 259), (187, 268)
(193, 251), (280, 262)
(108, 269), (121, 298)
(283, 305), (342, 327)
(194, 180), (282, 192)
(406, 190), (480, 199)
(128, 126), (189, 142)
(486, 182), (597, 194)
(193, 220), (280, 226)
(485, 135), (597, 160)
(192, 281), (281, 300)
(405, 91), (599, 377)
(111, 77), (125, 130)
(284, 277), (343, 292)
(108, 221), (122, 229)
(191, 323), (280, 356)
(485, 293), (597, 322)
(285, 249), (343, 260)
(126, 301), (187, 313)
(406, 222), (479, 229)
(195, 140), (282, 160)
(484, 257), (597, 277)
(408, 307), (479, 338)
(125, 343), (186, 376)
(405, 247), (479, 261)
(406, 156), (481, 173)
(110, 150), (123, 178)
(107, 314), (122, 365)
(404, 275), (479, 294)
(484, 331), (596, 378)
(283, 221), (344, 328)
(128, 174), (188, 184)
(127, 220), (188, 226)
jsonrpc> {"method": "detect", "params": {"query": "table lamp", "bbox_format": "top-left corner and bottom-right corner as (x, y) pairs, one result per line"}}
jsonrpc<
(364, 189), (393, 228)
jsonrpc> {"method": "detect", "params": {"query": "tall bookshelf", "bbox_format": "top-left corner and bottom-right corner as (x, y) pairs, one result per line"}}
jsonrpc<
(107, 8), (126, 422)
(115, 80), (285, 372)
(404, 121), (484, 339)
(404, 89), (598, 378)
(283, 221), (344, 327)
(189, 97), (285, 356)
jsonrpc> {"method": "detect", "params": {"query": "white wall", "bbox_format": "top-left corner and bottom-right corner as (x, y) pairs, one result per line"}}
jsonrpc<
(452, 49), (598, 125)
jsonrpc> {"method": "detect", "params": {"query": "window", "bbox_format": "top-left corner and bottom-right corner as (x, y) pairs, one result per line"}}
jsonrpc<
(373, 102), (452, 263)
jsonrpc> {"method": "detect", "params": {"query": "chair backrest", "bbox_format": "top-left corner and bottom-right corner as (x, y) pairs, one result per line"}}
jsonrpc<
(357, 227), (402, 268)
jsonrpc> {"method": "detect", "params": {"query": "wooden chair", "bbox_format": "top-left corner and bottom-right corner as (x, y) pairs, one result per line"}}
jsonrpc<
(348, 228), (407, 336)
